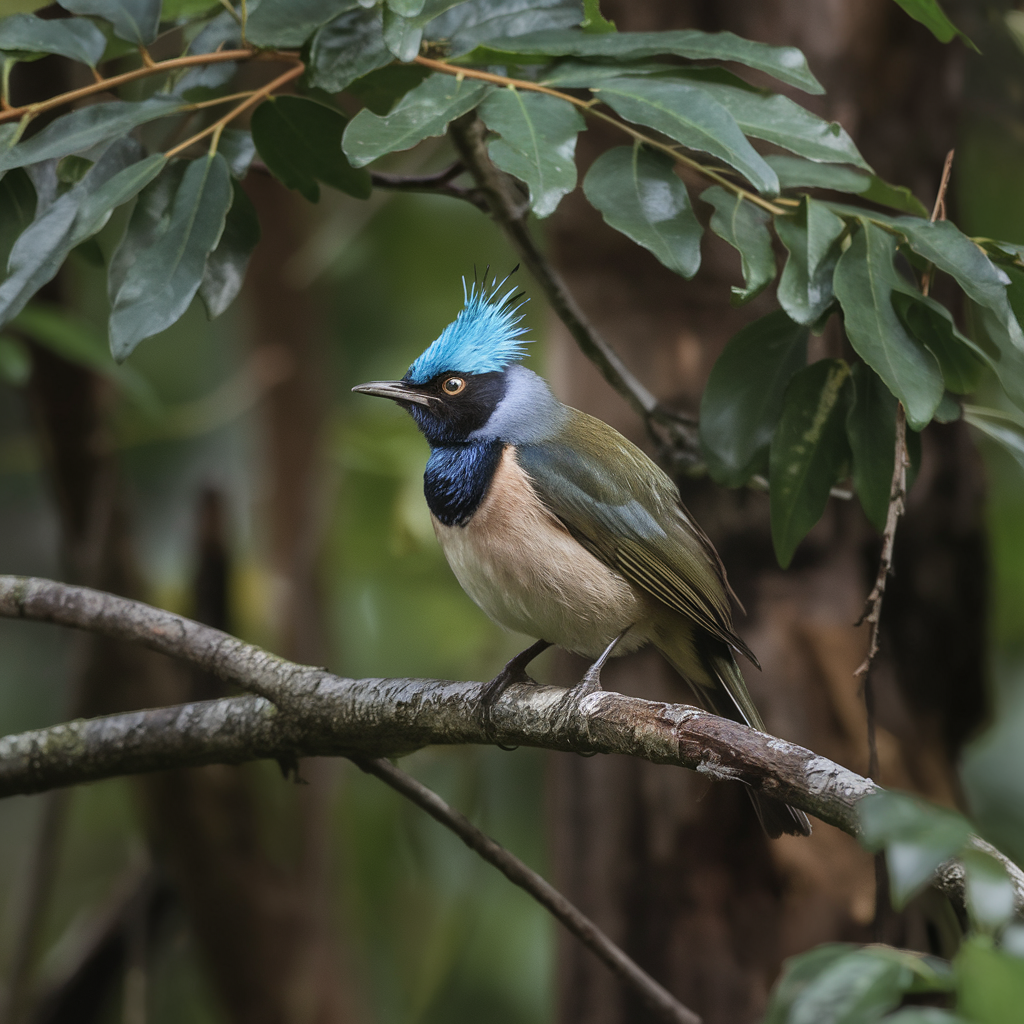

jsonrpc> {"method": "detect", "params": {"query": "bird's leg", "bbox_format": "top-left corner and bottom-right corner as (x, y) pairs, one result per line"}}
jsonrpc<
(576, 628), (630, 696)
(480, 638), (552, 711)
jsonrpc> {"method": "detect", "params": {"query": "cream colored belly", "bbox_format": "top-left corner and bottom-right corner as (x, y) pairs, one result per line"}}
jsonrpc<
(431, 448), (648, 658)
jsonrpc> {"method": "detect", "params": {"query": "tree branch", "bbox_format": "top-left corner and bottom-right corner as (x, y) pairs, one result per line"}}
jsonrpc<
(445, 113), (703, 475)
(2, 575), (1022, 922)
(355, 756), (701, 1024)
(369, 163), (491, 211)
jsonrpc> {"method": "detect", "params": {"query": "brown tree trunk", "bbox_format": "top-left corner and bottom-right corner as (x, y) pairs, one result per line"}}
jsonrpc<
(546, 3), (985, 1021)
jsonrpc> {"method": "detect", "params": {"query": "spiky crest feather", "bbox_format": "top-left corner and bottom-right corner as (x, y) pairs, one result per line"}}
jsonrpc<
(407, 270), (530, 383)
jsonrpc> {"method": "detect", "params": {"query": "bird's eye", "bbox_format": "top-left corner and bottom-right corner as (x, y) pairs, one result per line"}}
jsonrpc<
(442, 376), (466, 395)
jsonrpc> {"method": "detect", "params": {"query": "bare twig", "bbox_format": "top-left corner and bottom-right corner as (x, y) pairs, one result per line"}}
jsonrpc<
(369, 162), (490, 211)
(446, 114), (703, 472)
(355, 756), (701, 1024)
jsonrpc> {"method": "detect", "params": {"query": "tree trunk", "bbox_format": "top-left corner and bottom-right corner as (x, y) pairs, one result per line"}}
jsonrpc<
(546, 3), (985, 1021)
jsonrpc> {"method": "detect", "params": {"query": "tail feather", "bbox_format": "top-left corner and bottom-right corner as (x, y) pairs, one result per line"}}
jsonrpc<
(655, 623), (812, 838)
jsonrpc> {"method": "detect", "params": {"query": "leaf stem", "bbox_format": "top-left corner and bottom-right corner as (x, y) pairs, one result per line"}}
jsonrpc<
(164, 62), (304, 159)
(413, 55), (786, 216)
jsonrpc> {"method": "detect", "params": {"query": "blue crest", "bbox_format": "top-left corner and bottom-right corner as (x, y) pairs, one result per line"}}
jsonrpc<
(407, 273), (530, 383)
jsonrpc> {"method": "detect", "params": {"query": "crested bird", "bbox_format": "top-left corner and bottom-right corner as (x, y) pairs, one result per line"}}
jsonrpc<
(353, 275), (811, 838)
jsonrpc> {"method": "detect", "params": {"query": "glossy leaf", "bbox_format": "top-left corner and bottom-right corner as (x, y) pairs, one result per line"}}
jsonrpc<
(892, 0), (976, 51)
(217, 129), (256, 180)
(478, 89), (583, 218)
(57, 0), (161, 45)
(580, 0), (614, 33)
(583, 145), (701, 277)
(766, 154), (871, 193)
(860, 176), (929, 217)
(833, 221), (944, 429)
(0, 167), (36, 273)
(427, 0), (584, 57)
(382, 5), (423, 60)
(345, 64), (433, 115)
(251, 96), (371, 203)
(344, 74), (490, 168)
(310, 7), (393, 94)
(891, 289), (985, 394)
(859, 790), (972, 908)
(246, 0), (358, 47)
(846, 361), (899, 531)
(764, 945), (856, 1024)
(700, 310), (807, 486)
(0, 13), (107, 66)
(962, 405), (1024, 474)
(108, 153), (233, 360)
(0, 143), (165, 331)
(200, 179), (260, 320)
(769, 359), (851, 568)
(173, 9), (241, 94)
(700, 185), (775, 303)
(388, 0), (426, 15)
(0, 96), (185, 173)
(596, 77), (779, 195)
(775, 197), (846, 326)
(462, 28), (824, 94)
(968, 301), (1024, 414)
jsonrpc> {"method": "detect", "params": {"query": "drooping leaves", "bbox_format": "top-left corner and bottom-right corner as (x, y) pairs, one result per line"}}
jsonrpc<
(200, 179), (260, 320)
(251, 96), (371, 203)
(108, 153), (233, 361)
(0, 13), (107, 66)
(700, 310), (807, 486)
(891, 0), (976, 50)
(0, 97), (185, 173)
(700, 185), (776, 303)
(766, 154), (872, 193)
(769, 358), (851, 568)
(595, 76), (779, 195)
(57, 0), (161, 46)
(833, 220), (944, 429)
(478, 88), (584, 218)
(846, 361), (901, 531)
(462, 28), (824, 94)
(583, 144), (702, 278)
(343, 73), (490, 168)
(775, 197), (846, 327)
(245, 0), (358, 48)
(310, 7), (393, 94)
(0, 142), (165, 331)
(962, 405), (1024, 474)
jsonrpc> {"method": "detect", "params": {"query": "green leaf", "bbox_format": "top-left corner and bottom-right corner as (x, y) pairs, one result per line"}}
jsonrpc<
(217, 128), (256, 180)
(833, 221), (944, 429)
(310, 7), (393, 94)
(961, 848), (1016, 933)
(172, 9), (241, 94)
(775, 197), (846, 326)
(461, 28), (824, 94)
(846, 362), (898, 531)
(108, 153), (233, 361)
(595, 76), (779, 196)
(700, 185), (776, 303)
(343, 74), (489, 169)
(10, 303), (157, 410)
(583, 145), (701, 277)
(891, 289), (985, 394)
(426, 0), (584, 57)
(860, 176), (929, 217)
(769, 359), (851, 568)
(883, 1011), (967, 1024)
(57, 0), (161, 45)
(956, 936), (1024, 1024)
(388, 0), (426, 15)
(0, 167), (36, 273)
(0, 143), (165, 331)
(246, 0), (358, 47)
(765, 944), (857, 1024)
(0, 96), (185, 173)
(0, 13), (107, 66)
(891, 0), (977, 51)
(382, 5), (423, 61)
(766, 154), (872, 194)
(251, 96), (371, 203)
(859, 790), (972, 907)
(895, 217), (1024, 356)
(580, 0), (614, 33)
(0, 335), (30, 386)
(199, 179), (259, 320)
(962, 405), (1024, 474)
(345, 64), (433, 115)
(700, 310), (807, 486)
(478, 88), (583, 218)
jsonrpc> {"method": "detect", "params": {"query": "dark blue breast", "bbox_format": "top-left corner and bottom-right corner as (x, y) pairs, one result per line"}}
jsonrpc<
(424, 441), (504, 526)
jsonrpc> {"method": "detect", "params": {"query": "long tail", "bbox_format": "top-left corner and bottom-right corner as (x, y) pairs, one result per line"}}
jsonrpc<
(654, 625), (812, 839)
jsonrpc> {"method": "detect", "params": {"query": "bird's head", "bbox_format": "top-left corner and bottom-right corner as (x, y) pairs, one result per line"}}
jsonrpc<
(353, 272), (543, 446)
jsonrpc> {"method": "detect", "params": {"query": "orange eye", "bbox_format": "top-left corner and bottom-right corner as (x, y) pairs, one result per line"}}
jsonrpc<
(442, 376), (466, 395)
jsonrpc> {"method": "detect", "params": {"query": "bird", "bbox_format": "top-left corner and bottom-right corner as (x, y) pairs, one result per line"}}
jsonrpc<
(352, 272), (811, 839)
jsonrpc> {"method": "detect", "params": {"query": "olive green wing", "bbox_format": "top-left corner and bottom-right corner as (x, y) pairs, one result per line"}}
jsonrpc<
(516, 408), (757, 666)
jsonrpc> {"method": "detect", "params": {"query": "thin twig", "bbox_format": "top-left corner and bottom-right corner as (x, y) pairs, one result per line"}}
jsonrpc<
(446, 113), (703, 471)
(356, 756), (701, 1024)
(369, 162), (490, 210)
(920, 149), (955, 298)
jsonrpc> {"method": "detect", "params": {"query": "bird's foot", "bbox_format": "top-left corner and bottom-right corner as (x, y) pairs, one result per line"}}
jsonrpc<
(480, 639), (551, 744)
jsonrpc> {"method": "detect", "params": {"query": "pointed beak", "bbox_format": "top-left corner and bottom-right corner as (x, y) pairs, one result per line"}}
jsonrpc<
(351, 380), (433, 407)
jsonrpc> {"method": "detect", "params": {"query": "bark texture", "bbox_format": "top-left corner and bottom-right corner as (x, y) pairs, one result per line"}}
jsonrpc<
(544, 2), (986, 1021)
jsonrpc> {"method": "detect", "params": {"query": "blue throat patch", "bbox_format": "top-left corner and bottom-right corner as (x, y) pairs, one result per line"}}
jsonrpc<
(407, 275), (530, 383)
(424, 441), (504, 526)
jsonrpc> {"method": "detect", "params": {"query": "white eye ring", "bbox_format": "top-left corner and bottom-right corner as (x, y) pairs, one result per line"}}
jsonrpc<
(443, 376), (466, 395)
